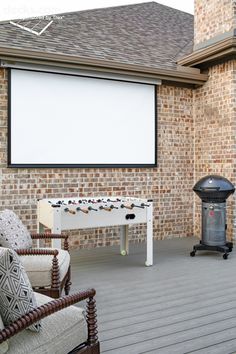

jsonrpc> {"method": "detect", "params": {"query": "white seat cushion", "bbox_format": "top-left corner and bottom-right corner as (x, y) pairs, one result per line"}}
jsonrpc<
(6, 292), (87, 354)
(19, 249), (70, 288)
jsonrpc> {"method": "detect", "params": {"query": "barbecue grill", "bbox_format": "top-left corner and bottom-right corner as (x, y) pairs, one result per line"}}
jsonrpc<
(191, 175), (235, 259)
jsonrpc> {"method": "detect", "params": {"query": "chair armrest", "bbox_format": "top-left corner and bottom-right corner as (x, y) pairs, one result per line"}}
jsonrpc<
(0, 289), (98, 346)
(16, 249), (59, 256)
(31, 234), (68, 239)
(16, 249), (61, 290)
(31, 234), (69, 251)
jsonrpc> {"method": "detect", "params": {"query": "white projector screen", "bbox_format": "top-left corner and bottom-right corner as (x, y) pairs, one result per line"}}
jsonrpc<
(9, 69), (157, 167)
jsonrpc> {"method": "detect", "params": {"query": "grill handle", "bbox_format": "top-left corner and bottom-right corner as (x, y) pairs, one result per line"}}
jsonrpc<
(199, 187), (220, 191)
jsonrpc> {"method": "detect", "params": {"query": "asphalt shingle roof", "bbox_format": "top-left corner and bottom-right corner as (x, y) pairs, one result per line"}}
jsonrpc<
(0, 2), (193, 71)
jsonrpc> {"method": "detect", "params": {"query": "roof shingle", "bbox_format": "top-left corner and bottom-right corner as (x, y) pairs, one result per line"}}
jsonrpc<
(0, 2), (193, 71)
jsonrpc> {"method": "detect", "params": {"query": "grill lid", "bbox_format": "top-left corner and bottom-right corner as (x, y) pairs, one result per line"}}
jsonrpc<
(193, 175), (235, 202)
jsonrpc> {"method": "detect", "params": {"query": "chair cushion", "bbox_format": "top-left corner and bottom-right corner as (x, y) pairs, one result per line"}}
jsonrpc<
(7, 292), (87, 354)
(0, 247), (41, 332)
(20, 249), (70, 288)
(0, 315), (9, 353)
(0, 210), (32, 250)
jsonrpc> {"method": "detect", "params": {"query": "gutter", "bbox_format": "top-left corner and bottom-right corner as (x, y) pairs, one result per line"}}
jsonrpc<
(178, 37), (236, 67)
(0, 46), (208, 85)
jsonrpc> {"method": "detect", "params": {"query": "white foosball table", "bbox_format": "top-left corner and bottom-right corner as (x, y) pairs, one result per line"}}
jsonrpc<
(37, 197), (153, 266)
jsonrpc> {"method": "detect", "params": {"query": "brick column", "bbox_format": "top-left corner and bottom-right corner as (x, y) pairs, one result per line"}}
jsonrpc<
(194, 0), (236, 48)
(193, 1), (236, 242)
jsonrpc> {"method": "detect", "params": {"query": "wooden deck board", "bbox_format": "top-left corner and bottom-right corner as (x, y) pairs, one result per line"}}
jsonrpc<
(70, 237), (236, 353)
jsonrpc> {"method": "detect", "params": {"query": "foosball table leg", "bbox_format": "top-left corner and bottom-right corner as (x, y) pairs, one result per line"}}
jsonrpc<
(37, 222), (45, 248)
(52, 209), (62, 249)
(145, 204), (153, 266)
(120, 225), (129, 256)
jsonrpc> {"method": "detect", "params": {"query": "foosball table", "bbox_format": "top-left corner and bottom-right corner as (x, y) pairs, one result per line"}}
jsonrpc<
(37, 197), (153, 266)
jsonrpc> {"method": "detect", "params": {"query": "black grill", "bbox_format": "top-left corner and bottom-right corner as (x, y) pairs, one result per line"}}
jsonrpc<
(190, 175), (235, 259)
(193, 175), (235, 203)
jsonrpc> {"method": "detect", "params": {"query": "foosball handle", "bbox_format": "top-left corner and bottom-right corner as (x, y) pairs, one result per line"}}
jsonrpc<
(103, 207), (112, 212)
(132, 204), (144, 209)
(76, 207), (89, 214)
(110, 205), (119, 209)
(64, 208), (76, 215)
(88, 206), (98, 211)
(121, 204), (133, 210)
(99, 206), (112, 211)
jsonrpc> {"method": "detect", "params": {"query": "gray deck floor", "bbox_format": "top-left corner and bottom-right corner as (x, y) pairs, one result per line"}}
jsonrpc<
(70, 237), (236, 354)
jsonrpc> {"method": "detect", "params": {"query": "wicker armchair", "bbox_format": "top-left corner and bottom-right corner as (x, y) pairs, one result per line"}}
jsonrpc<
(0, 288), (100, 354)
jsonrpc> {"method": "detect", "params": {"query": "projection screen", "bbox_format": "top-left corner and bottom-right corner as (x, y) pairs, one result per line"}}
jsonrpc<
(9, 68), (157, 167)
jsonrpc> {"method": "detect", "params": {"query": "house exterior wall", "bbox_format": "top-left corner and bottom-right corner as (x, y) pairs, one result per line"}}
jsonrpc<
(0, 68), (194, 249)
(194, 0), (236, 46)
(193, 60), (236, 240)
(193, 0), (236, 241)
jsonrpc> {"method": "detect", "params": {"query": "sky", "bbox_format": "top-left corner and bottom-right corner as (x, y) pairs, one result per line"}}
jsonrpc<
(0, 0), (194, 21)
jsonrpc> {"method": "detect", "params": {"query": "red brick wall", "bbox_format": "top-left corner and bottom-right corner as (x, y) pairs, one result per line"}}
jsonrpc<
(0, 68), (194, 248)
(193, 60), (236, 240)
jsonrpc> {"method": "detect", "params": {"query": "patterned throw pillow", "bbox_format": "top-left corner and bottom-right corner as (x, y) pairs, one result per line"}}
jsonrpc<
(0, 247), (41, 332)
(0, 210), (32, 250)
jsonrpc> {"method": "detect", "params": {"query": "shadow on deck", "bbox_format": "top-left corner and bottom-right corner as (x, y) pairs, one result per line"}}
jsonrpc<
(70, 237), (236, 354)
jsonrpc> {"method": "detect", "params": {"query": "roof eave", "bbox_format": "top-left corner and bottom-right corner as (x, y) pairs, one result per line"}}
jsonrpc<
(0, 46), (208, 85)
(178, 37), (236, 67)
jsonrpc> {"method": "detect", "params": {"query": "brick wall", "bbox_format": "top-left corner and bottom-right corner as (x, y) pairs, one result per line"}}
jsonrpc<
(0, 68), (194, 249)
(193, 60), (236, 240)
(194, 0), (236, 46)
